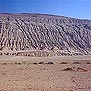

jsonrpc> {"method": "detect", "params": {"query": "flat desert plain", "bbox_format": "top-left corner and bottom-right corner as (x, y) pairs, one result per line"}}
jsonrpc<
(0, 55), (91, 91)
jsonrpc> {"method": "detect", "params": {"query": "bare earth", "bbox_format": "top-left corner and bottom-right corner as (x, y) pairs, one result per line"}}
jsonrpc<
(0, 55), (91, 91)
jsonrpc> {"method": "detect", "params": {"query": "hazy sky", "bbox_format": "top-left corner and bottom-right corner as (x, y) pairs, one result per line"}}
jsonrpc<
(0, 0), (91, 19)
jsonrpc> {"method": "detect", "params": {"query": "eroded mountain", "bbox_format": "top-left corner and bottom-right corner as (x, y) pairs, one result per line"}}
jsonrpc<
(0, 13), (91, 56)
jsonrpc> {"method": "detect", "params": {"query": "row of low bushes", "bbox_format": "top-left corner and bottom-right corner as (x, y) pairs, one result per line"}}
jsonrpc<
(33, 62), (54, 65)
(33, 61), (91, 65)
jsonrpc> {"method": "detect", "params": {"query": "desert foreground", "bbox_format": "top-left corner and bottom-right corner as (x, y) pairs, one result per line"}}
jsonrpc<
(0, 55), (91, 91)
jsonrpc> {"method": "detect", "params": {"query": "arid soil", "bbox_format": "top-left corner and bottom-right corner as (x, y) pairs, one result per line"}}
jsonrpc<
(0, 56), (91, 91)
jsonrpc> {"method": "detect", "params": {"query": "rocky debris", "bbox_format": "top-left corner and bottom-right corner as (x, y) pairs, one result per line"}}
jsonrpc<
(0, 13), (91, 56)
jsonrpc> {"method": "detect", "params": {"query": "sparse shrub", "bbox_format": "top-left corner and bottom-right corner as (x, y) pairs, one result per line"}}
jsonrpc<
(2, 63), (7, 65)
(73, 62), (80, 64)
(62, 67), (73, 71)
(77, 67), (87, 72)
(0, 52), (3, 55)
(60, 62), (67, 64)
(15, 62), (21, 65)
(33, 62), (37, 65)
(17, 63), (21, 65)
(15, 62), (17, 64)
(47, 62), (54, 64)
(86, 62), (90, 64)
(38, 62), (44, 64)
(2, 72), (6, 75)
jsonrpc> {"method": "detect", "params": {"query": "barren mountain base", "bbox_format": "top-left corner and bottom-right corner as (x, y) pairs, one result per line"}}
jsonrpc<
(0, 55), (91, 91)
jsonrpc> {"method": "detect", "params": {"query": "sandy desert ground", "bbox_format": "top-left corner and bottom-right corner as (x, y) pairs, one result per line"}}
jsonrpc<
(0, 55), (91, 91)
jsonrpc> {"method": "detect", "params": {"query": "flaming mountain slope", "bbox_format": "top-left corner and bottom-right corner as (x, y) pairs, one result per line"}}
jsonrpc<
(0, 13), (91, 56)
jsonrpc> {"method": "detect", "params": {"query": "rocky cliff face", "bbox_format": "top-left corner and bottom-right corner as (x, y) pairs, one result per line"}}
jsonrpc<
(0, 13), (91, 56)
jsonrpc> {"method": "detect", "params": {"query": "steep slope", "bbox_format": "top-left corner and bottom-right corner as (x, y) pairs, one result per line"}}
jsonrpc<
(0, 13), (91, 56)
